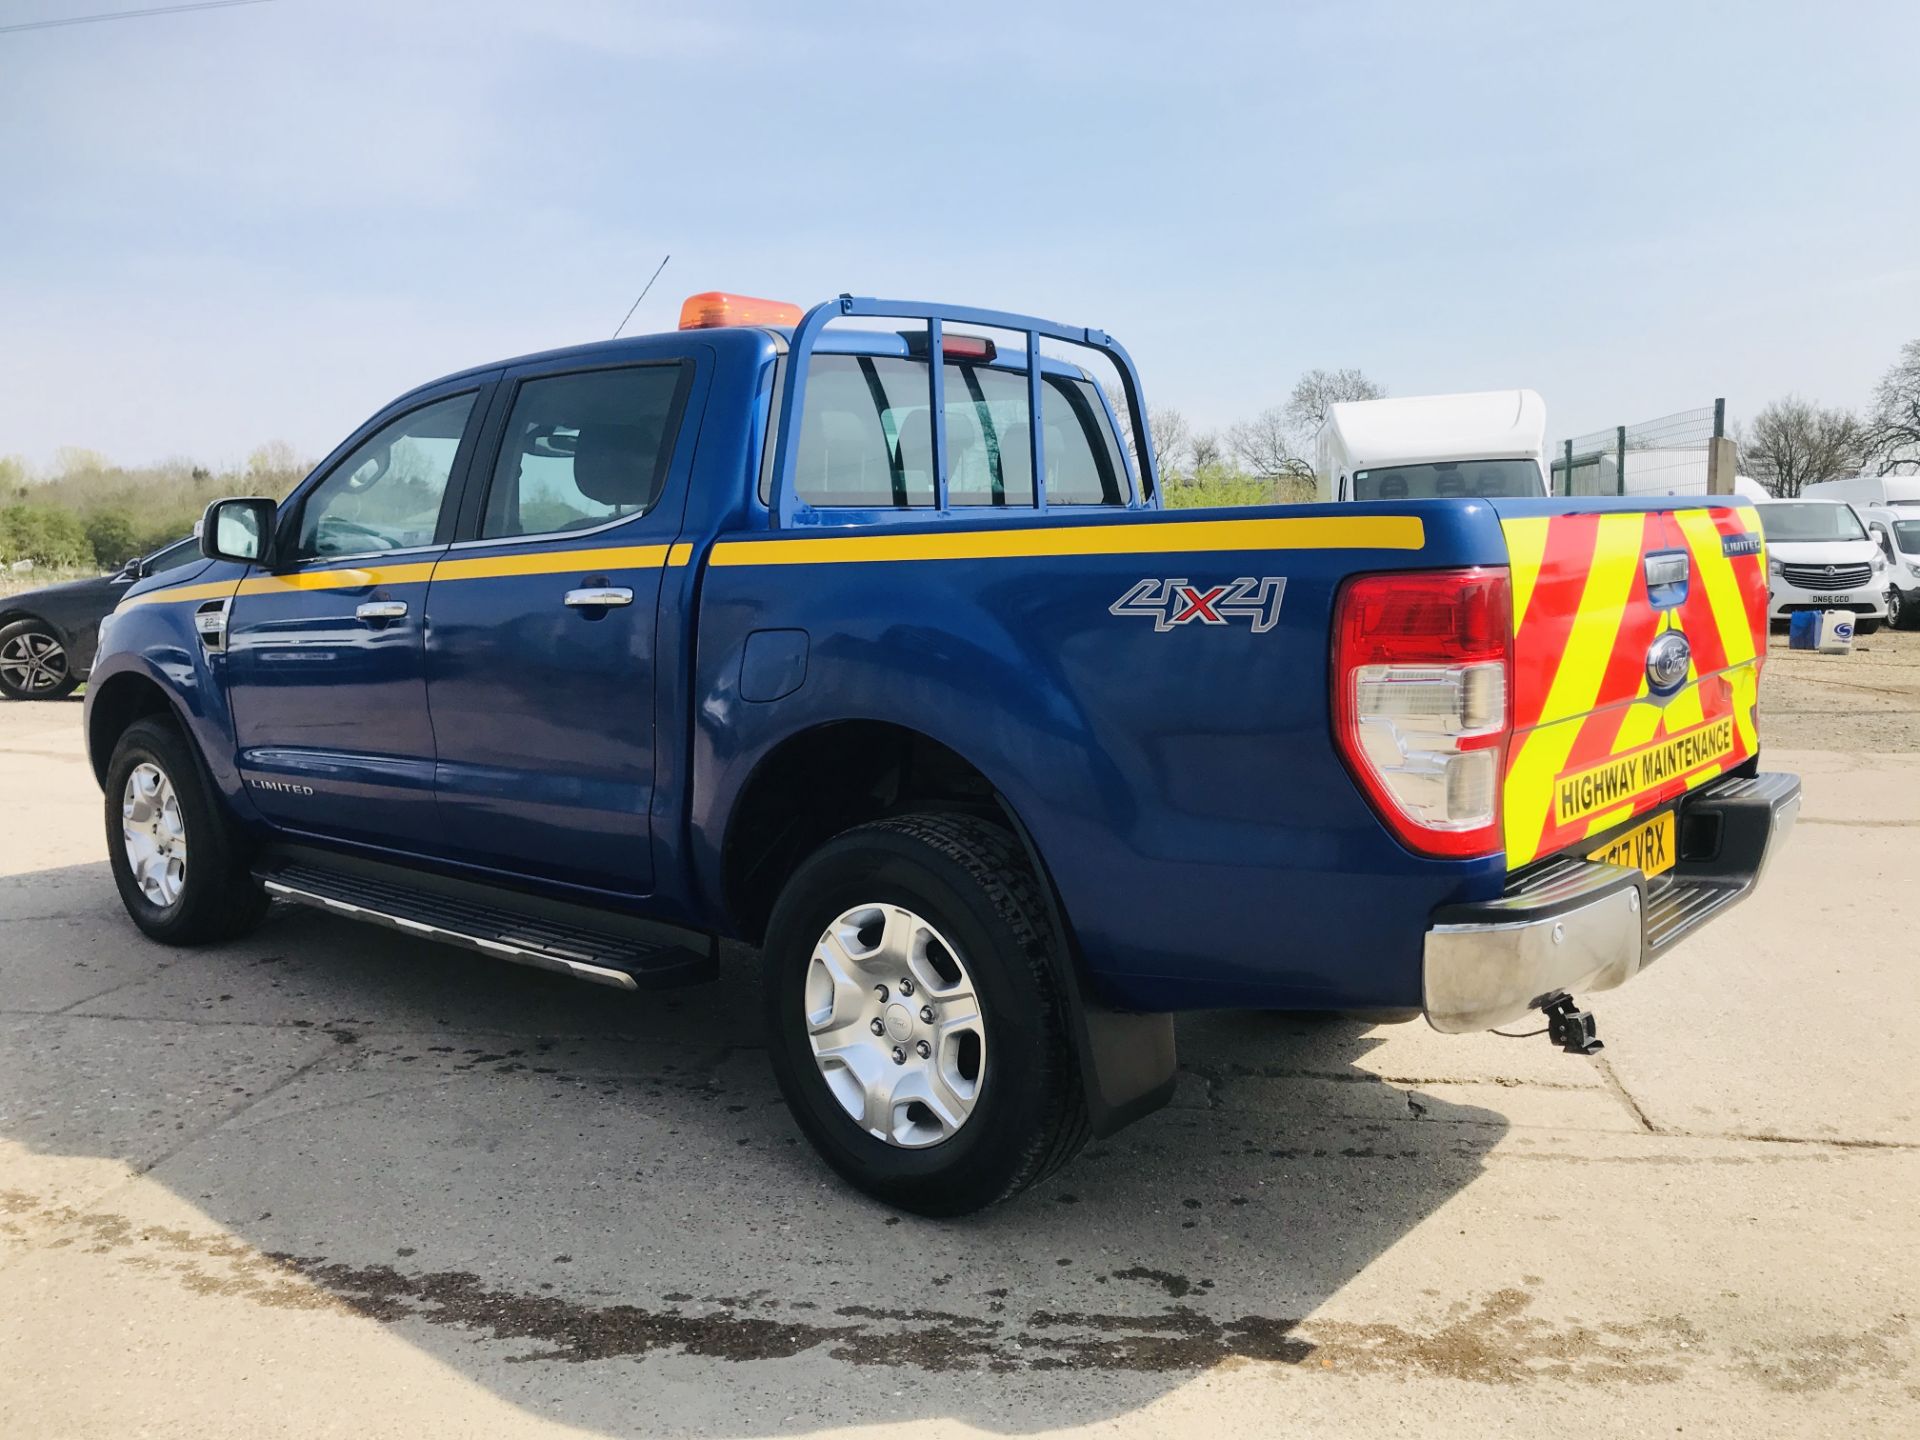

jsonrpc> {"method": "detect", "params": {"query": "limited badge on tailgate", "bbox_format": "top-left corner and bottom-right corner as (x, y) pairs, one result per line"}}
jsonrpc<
(1589, 810), (1676, 878)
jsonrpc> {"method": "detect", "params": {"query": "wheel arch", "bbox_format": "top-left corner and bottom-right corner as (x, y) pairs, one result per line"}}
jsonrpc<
(0, 607), (66, 639)
(85, 670), (182, 786)
(719, 716), (1176, 1139)
(720, 718), (1016, 947)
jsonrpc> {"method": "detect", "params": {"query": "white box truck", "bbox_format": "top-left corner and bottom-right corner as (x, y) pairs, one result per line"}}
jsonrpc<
(1801, 474), (1920, 510)
(1315, 389), (1549, 502)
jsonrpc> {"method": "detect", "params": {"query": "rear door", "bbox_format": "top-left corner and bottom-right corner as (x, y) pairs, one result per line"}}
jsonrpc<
(420, 344), (703, 894)
(224, 382), (490, 849)
(1497, 500), (1769, 869)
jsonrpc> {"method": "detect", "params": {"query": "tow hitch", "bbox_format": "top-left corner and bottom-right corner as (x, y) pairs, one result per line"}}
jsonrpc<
(1542, 994), (1603, 1055)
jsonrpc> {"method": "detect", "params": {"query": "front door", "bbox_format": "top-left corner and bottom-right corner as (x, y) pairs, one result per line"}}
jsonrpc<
(421, 352), (701, 894)
(224, 384), (488, 850)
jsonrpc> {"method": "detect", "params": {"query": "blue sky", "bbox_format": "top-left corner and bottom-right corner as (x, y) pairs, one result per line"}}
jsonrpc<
(2, 0), (1916, 469)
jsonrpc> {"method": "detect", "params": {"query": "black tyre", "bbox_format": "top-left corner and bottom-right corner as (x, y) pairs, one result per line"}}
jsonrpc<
(104, 717), (269, 945)
(1888, 590), (1917, 630)
(761, 812), (1088, 1215)
(1856, 617), (1881, 636)
(0, 618), (80, 701)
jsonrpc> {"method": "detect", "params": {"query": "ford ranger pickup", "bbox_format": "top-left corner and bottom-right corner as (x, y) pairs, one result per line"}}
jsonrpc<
(85, 292), (1801, 1214)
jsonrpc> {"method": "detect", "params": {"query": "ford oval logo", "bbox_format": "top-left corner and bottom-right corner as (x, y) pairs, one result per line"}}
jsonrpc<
(1646, 631), (1692, 695)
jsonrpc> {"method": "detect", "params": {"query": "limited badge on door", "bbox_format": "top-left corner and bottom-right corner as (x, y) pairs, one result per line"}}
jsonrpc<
(1588, 810), (1676, 878)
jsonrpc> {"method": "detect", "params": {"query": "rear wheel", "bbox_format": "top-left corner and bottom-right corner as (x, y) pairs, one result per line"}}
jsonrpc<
(0, 619), (79, 701)
(105, 718), (269, 944)
(761, 813), (1088, 1215)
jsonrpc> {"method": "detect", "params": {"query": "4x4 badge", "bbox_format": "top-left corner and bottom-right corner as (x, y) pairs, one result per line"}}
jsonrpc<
(1110, 577), (1287, 633)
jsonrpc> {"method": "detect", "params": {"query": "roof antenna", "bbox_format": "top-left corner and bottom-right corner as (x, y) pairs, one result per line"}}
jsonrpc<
(612, 253), (671, 339)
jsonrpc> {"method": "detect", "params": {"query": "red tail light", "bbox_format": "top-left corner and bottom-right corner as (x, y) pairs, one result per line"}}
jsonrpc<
(1332, 568), (1512, 859)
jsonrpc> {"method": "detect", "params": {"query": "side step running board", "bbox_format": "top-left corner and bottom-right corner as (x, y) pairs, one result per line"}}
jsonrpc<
(253, 850), (715, 992)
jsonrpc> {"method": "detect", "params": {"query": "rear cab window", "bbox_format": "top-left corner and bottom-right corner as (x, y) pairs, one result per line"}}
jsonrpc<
(791, 352), (1130, 511)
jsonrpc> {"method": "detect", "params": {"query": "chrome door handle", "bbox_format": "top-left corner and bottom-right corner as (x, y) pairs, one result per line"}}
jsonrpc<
(355, 601), (408, 621)
(564, 587), (633, 608)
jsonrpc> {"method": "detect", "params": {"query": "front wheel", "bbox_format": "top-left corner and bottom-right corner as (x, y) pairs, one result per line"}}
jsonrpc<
(761, 813), (1088, 1215)
(1856, 617), (1881, 636)
(0, 619), (79, 701)
(1888, 589), (1917, 631)
(105, 718), (269, 945)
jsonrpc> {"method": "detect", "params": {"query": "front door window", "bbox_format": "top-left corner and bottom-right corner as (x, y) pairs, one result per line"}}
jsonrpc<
(294, 393), (476, 559)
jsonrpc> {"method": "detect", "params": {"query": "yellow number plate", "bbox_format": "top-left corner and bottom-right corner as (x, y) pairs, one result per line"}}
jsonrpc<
(1588, 810), (1676, 878)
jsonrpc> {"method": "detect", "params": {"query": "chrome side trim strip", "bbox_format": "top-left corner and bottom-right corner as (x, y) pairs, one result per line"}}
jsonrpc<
(261, 878), (639, 991)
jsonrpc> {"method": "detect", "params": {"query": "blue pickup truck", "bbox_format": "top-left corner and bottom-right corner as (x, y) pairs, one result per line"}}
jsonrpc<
(87, 293), (1801, 1213)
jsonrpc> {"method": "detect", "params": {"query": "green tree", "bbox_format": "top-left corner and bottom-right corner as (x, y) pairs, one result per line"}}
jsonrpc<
(0, 505), (92, 568)
(85, 510), (142, 567)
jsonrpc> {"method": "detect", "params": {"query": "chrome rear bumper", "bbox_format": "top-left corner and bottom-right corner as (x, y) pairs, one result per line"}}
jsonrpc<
(1423, 771), (1801, 1033)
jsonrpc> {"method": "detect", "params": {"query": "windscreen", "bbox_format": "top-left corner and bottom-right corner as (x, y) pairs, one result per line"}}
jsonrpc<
(1349, 459), (1543, 501)
(1757, 503), (1867, 542)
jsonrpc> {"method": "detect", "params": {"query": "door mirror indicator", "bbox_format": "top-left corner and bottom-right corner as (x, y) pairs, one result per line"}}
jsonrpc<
(200, 498), (278, 566)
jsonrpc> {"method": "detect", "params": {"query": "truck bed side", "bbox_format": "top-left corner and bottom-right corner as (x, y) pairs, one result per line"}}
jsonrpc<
(687, 500), (1513, 1014)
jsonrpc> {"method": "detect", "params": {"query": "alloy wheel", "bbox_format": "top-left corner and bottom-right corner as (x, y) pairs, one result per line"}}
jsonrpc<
(0, 630), (69, 695)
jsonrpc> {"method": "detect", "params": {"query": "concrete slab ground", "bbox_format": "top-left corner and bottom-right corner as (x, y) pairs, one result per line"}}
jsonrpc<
(1, 646), (1916, 1439)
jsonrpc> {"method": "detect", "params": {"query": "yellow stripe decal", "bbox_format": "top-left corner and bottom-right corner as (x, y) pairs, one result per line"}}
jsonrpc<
(1502, 516), (1551, 634)
(708, 514), (1426, 567)
(432, 544), (672, 583)
(1675, 509), (1757, 668)
(121, 518), (1416, 604)
(237, 561), (439, 595)
(125, 544), (682, 605)
(114, 578), (243, 611)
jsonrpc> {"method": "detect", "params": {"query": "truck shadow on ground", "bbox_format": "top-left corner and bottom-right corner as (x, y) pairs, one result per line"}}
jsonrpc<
(4, 866), (1515, 1435)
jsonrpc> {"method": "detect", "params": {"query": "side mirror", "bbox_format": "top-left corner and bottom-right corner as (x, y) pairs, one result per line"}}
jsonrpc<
(200, 498), (278, 566)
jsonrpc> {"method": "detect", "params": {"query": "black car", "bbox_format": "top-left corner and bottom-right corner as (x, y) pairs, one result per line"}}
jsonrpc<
(0, 537), (199, 701)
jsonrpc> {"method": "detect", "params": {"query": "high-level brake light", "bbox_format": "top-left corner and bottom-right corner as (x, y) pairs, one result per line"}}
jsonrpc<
(1332, 568), (1512, 859)
(905, 331), (998, 362)
(677, 292), (803, 330)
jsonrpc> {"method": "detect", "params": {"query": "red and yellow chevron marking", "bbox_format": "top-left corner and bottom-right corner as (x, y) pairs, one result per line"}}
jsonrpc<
(1500, 503), (1769, 869)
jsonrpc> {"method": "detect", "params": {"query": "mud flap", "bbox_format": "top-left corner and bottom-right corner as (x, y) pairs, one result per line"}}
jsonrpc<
(996, 799), (1178, 1137)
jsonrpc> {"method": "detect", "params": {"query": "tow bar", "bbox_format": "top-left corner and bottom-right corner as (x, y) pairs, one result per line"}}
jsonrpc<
(1542, 994), (1603, 1055)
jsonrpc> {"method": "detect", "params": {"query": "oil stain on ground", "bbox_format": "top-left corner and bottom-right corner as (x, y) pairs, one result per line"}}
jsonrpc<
(0, 1189), (1905, 1386)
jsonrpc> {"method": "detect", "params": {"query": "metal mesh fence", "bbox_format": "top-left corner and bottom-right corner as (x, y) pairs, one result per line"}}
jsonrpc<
(1551, 404), (1721, 496)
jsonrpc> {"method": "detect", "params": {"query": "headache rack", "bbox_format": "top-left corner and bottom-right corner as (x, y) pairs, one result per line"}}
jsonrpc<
(766, 295), (1163, 528)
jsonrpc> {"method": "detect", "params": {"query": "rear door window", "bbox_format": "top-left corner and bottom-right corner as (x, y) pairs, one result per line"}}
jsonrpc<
(482, 364), (687, 540)
(793, 355), (1127, 509)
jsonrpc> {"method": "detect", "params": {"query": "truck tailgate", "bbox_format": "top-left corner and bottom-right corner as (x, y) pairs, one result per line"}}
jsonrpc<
(1497, 502), (1769, 869)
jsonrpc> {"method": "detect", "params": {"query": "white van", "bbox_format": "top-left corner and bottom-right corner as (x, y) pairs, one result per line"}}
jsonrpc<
(1754, 499), (1889, 633)
(1315, 390), (1548, 503)
(1859, 504), (1920, 630)
(1801, 474), (1920, 510)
